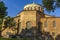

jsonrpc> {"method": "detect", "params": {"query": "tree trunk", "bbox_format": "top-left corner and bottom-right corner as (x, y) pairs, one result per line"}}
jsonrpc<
(0, 30), (2, 37)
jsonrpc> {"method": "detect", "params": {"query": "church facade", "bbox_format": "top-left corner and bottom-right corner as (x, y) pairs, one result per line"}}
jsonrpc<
(14, 3), (60, 38)
(2, 3), (60, 39)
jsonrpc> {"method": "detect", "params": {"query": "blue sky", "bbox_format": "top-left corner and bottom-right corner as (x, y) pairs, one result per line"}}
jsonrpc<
(2, 0), (60, 17)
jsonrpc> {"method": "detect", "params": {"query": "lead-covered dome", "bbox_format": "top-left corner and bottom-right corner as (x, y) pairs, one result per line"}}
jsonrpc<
(24, 3), (44, 12)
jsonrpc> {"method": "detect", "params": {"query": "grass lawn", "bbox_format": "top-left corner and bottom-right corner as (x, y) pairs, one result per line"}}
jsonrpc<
(0, 37), (31, 40)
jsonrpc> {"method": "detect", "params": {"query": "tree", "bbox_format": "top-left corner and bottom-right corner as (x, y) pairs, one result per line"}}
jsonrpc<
(4, 16), (16, 28)
(0, 1), (7, 37)
(42, 0), (60, 13)
(0, 16), (16, 37)
(0, 1), (7, 18)
(3, 16), (16, 37)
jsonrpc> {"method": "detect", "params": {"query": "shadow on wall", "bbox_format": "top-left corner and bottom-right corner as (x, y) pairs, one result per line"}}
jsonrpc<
(37, 22), (42, 34)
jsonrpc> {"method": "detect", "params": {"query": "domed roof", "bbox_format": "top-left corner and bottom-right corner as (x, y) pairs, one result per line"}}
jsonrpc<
(24, 3), (41, 9)
(23, 3), (43, 12)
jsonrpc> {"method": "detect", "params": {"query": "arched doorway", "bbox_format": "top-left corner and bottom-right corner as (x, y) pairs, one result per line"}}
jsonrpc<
(26, 21), (32, 29)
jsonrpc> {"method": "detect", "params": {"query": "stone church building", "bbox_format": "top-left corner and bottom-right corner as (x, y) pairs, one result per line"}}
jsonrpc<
(1, 3), (60, 39)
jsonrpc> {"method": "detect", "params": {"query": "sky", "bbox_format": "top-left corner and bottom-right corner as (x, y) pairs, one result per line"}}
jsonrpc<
(2, 0), (60, 17)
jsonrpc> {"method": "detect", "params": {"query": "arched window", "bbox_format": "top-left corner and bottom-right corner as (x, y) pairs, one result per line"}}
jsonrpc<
(26, 21), (32, 29)
(34, 6), (36, 10)
(29, 7), (32, 10)
(26, 7), (29, 10)
(28, 7), (29, 10)
(44, 21), (48, 27)
(32, 7), (35, 10)
(53, 21), (56, 27)
(30, 7), (32, 10)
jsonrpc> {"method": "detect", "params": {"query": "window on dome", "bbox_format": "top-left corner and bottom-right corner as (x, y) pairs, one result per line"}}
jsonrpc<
(26, 7), (29, 10)
(29, 7), (31, 10)
(30, 7), (32, 10)
(34, 7), (36, 10)
(36, 7), (39, 10)
(32, 7), (35, 10)
(28, 7), (29, 10)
